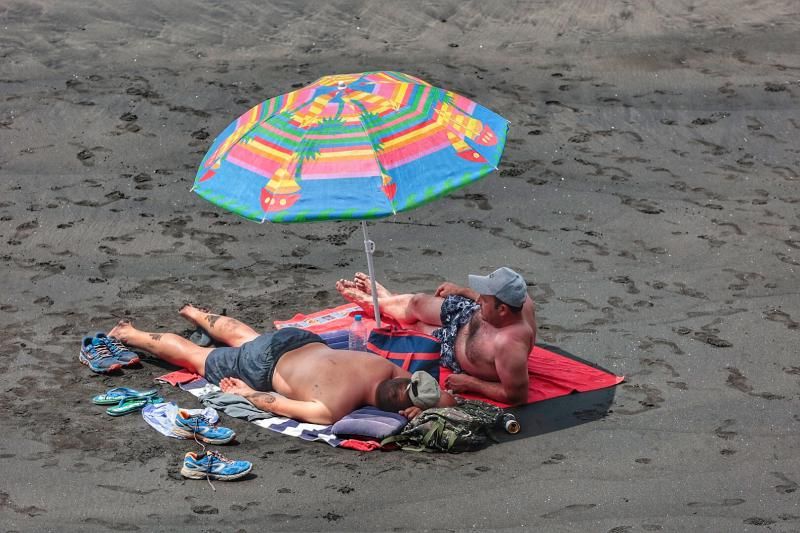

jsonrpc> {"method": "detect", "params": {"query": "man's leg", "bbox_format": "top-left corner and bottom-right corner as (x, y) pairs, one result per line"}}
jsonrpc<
(335, 281), (444, 327)
(179, 304), (259, 347)
(108, 320), (212, 375)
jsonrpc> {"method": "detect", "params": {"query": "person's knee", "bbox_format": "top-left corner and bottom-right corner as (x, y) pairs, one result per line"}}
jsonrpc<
(408, 293), (430, 313)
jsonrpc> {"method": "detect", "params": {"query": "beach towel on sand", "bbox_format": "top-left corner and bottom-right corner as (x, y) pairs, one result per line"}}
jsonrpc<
(278, 305), (624, 408)
(159, 304), (622, 450)
(159, 376), (383, 450)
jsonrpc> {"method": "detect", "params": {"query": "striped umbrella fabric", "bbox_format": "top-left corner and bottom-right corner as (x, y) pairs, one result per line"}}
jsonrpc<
(193, 71), (508, 223)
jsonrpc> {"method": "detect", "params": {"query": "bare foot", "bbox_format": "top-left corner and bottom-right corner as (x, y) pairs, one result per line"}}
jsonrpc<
(108, 319), (134, 342)
(179, 303), (210, 321)
(335, 280), (375, 316)
(354, 272), (392, 298)
(337, 278), (360, 291)
(220, 377), (255, 397)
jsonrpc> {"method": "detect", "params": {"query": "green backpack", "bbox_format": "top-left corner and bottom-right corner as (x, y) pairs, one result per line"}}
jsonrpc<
(381, 400), (510, 453)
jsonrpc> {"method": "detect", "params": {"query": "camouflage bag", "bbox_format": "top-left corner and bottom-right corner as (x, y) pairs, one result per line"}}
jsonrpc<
(381, 400), (507, 453)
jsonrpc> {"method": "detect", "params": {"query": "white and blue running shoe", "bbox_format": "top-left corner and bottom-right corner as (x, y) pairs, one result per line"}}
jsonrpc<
(181, 451), (252, 481)
(174, 410), (236, 444)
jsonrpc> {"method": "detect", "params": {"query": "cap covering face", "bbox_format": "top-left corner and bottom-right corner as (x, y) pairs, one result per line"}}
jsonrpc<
(407, 371), (441, 409)
(468, 267), (527, 307)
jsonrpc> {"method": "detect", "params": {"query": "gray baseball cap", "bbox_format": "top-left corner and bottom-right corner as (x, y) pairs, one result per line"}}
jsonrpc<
(468, 267), (527, 307)
(406, 371), (441, 409)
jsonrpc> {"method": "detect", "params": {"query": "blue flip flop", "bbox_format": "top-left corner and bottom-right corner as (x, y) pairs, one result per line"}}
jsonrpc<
(92, 387), (159, 406)
(106, 396), (164, 416)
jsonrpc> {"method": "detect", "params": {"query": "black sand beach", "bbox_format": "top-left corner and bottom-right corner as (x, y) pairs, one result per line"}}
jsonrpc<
(2, 1), (799, 531)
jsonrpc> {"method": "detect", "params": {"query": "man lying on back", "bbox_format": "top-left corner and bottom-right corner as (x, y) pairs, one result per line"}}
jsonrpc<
(336, 267), (536, 405)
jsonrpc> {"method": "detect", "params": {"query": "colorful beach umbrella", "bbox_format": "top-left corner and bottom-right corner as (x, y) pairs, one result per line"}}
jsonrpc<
(192, 71), (508, 325)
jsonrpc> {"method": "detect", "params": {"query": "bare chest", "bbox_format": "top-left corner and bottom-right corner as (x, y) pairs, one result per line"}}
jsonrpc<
(454, 318), (499, 379)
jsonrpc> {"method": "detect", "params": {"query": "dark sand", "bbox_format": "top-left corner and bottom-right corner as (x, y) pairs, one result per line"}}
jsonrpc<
(2, 1), (799, 531)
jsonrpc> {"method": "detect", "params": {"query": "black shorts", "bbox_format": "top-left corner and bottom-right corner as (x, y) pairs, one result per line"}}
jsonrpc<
(204, 328), (324, 391)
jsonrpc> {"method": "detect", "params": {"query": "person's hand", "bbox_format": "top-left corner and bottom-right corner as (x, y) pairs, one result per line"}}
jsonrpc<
(399, 406), (422, 419)
(219, 376), (255, 397)
(444, 373), (472, 394)
(435, 282), (462, 298)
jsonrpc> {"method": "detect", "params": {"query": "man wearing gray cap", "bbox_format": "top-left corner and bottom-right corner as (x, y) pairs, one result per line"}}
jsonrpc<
(336, 267), (536, 405)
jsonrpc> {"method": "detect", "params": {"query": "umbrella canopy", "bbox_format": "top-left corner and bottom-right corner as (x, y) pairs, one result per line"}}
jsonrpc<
(193, 71), (508, 223)
(192, 71), (508, 327)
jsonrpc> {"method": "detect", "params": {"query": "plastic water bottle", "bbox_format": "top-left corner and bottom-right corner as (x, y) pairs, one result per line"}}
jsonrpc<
(348, 314), (368, 352)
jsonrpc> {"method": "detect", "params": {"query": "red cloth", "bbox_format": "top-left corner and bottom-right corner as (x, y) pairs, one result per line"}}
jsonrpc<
(339, 438), (382, 451)
(439, 345), (624, 408)
(274, 303), (395, 334)
(154, 368), (202, 386)
(278, 308), (624, 407)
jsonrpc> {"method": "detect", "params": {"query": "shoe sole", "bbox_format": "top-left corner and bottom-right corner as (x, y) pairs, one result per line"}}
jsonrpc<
(118, 356), (140, 366)
(180, 464), (252, 480)
(78, 352), (122, 373)
(172, 427), (235, 444)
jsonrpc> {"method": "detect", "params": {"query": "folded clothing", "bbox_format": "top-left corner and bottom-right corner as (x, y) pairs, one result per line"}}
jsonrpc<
(155, 369), (203, 386)
(199, 390), (275, 422)
(332, 406), (408, 439)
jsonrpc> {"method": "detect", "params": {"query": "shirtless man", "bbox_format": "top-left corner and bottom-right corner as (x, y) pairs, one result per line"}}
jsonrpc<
(106, 305), (454, 424)
(336, 267), (535, 405)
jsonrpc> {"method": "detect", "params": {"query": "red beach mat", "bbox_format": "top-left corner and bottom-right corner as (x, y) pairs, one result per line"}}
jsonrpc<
(276, 308), (624, 408)
(439, 344), (624, 408)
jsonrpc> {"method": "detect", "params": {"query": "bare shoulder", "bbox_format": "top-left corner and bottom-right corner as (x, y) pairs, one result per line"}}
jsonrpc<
(495, 322), (534, 360)
(497, 321), (533, 349)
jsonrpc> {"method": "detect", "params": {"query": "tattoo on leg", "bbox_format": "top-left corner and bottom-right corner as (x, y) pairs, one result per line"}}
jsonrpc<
(206, 315), (221, 329)
(149, 333), (163, 341)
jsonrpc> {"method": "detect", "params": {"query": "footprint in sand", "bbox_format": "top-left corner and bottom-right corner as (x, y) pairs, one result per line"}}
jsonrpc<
(772, 472), (798, 494)
(76, 149), (94, 165)
(540, 503), (596, 519)
(764, 309), (799, 330)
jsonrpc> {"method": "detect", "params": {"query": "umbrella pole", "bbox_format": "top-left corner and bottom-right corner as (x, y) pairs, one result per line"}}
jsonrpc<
(361, 220), (382, 328)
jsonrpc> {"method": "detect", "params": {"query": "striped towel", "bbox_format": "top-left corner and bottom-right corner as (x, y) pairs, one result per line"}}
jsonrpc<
(180, 378), (343, 447)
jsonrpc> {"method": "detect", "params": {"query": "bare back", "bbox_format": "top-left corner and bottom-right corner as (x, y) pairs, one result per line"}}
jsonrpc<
(271, 344), (406, 420)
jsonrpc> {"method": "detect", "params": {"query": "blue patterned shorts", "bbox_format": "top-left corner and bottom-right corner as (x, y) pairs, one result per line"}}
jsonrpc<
(432, 295), (480, 374)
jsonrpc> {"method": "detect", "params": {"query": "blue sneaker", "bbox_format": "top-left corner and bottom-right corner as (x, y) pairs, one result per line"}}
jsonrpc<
(94, 332), (140, 366)
(79, 336), (122, 373)
(173, 410), (235, 444)
(181, 451), (252, 481)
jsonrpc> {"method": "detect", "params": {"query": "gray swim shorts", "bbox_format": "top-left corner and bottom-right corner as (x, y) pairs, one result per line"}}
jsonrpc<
(204, 328), (324, 391)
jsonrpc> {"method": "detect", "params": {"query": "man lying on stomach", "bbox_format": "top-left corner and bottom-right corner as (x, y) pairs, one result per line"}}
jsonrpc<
(106, 304), (454, 425)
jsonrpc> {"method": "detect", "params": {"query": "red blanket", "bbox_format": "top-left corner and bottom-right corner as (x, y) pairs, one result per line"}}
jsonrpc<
(276, 304), (624, 407)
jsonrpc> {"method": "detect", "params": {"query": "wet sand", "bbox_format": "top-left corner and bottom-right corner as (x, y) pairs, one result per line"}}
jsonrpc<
(1, 1), (799, 531)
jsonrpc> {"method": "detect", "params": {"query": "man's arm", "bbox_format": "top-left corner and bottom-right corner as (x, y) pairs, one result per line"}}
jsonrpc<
(434, 282), (479, 301)
(445, 339), (530, 405)
(242, 391), (338, 425)
(398, 388), (457, 419)
(220, 377), (338, 424)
